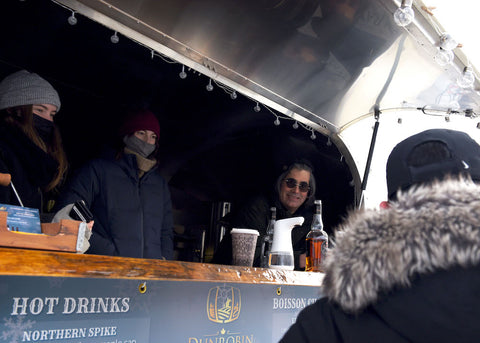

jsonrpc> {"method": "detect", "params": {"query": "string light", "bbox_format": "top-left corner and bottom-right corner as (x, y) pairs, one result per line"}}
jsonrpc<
(179, 65), (187, 79)
(110, 31), (119, 44)
(206, 79), (213, 91)
(393, 0), (414, 27)
(434, 48), (454, 66)
(211, 80), (239, 100)
(67, 11), (77, 25)
(209, 79), (317, 137)
(433, 32), (458, 66)
(457, 66), (475, 88)
(439, 33), (458, 51)
(49, 0), (329, 139)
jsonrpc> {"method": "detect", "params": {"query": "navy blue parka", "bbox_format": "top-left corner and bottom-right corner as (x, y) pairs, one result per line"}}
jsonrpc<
(57, 151), (174, 259)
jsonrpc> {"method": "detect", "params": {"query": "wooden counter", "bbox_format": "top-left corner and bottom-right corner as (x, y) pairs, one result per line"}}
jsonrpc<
(0, 248), (323, 343)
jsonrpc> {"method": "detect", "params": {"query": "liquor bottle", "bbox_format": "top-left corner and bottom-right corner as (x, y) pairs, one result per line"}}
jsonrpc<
(260, 207), (276, 268)
(305, 200), (328, 272)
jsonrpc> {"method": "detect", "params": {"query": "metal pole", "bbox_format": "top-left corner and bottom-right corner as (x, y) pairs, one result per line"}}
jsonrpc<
(359, 107), (380, 208)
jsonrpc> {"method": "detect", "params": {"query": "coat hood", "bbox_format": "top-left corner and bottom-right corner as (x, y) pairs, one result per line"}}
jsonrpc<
(322, 178), (480, 313)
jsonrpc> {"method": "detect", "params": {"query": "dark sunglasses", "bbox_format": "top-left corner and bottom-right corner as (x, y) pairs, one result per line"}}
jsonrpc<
(283, 178), (310, 193)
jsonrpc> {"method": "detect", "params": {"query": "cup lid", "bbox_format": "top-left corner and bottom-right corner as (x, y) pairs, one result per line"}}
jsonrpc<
(231, 228), (259, 236)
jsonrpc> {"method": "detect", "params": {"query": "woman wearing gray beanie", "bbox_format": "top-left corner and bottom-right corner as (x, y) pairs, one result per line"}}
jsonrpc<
(0, 70), (67, 218)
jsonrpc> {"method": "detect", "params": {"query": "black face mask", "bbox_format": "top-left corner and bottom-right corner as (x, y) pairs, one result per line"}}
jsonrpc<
(33, 114), (55, 143)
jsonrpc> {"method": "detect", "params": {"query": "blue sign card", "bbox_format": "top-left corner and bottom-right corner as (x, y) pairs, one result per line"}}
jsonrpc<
(0, 204), (41, 234)
(0, 275), (323, 343)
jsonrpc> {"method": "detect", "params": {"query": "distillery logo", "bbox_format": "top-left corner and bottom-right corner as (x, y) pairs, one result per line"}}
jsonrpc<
(207, 285), (241, 323)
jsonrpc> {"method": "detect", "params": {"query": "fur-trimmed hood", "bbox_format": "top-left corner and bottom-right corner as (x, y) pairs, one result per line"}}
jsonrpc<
(322, 178), (480, 313)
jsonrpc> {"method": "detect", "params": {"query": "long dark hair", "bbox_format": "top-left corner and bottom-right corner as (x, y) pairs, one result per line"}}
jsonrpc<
(0, 105), (68, 191)
(275, 161), (316, 206)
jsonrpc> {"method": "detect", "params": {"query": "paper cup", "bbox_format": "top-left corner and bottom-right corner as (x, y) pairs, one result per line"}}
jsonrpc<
(231, 228), (259, 267)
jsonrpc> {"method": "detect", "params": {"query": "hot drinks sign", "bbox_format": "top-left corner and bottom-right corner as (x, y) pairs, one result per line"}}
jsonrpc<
(0, 276), (322, 342)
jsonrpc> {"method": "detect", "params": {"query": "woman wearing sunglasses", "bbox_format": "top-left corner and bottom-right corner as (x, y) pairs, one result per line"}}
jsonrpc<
(212, 160), (316, 270)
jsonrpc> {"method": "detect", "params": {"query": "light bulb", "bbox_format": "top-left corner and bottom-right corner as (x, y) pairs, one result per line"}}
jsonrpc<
(434, 48), (454, 66)
(439, 33), (458, 51)
(457, 66), (475, 88)
(230, 91), (237, 100)
(68, 12), (77, 25)
(292, 121), (299, 129)
(254, 103), (261, 112)
(274, 117), (280, 126)
(326, 137), (332, 146)
(206, 79), (213, 91)
(393, 1), (414, 27)
(310, 131), (316, 140)
(110, 32), (119, 44)
(179, 65), (187, 79)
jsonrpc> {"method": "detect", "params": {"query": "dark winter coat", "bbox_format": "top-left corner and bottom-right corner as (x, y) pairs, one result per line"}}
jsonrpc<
(281, 178), (480, 342)
(57, 152), (174, 259)
(212, 194), (314, 269)
(0, 125), (58, 212)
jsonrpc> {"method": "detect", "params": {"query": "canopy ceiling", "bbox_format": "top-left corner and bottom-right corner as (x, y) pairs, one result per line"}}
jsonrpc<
(55, 0), (480, 136)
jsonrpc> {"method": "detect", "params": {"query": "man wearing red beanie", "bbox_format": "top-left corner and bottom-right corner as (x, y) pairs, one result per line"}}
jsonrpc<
(54, 109), (173, 259)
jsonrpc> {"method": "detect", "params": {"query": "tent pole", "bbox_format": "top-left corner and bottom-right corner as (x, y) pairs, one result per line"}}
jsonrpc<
(358, 106), (380, 208)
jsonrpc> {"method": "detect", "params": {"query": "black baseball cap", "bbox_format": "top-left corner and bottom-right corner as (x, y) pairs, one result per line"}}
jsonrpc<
(386, 129), (480, 200)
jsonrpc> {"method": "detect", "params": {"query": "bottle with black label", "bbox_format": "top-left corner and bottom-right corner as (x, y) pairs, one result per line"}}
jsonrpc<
(305, 200), (328, 272)
(260, 207), (276, 268)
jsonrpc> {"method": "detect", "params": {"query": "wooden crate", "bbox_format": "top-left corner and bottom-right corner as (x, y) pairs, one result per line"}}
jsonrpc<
(0, 211), (82, 252)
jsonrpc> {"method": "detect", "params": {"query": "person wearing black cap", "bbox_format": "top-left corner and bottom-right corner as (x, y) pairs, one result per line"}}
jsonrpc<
(280, 128), (480, 342)
(212, 160), (316, 269)
(54, 109), (174, 259)
(0, 70), (67, 219)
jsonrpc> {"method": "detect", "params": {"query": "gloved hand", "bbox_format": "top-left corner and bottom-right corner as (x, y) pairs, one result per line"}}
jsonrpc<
(76, 222), (92, 254)
(52, 203), (93, 254)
